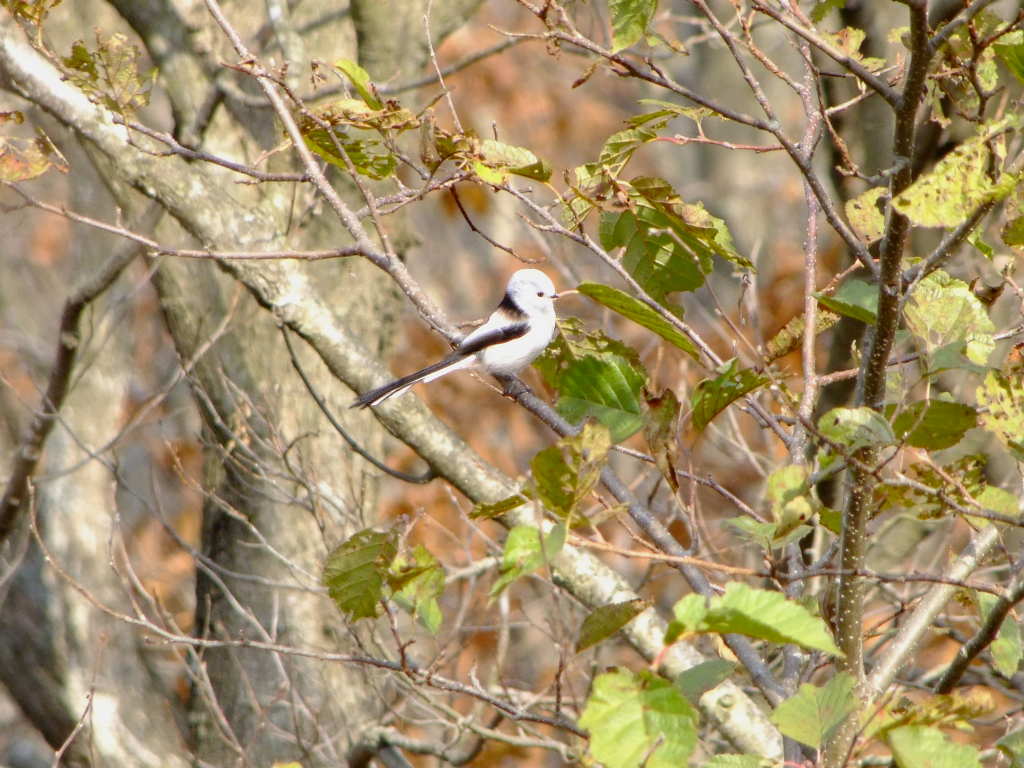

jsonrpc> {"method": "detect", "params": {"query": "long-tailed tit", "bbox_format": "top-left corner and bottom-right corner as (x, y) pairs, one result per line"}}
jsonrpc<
(352, 269), (559, 408)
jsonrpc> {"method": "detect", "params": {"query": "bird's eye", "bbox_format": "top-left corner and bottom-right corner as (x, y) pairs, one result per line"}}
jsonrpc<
(537, 291), (544, 297)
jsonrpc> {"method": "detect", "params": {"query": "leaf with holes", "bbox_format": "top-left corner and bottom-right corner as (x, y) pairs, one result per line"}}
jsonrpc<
(905, 270), (995, 367)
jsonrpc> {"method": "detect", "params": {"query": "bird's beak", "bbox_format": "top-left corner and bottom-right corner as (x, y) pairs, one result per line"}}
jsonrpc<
(552, 289), (578, 300)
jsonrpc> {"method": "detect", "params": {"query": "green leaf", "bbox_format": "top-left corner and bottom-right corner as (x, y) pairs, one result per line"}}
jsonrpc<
(767, 464), (815, 538)
(301, 126), (397, 179)
(390, 545), (444, 634)
(997, 727), (1024, 768)
(579, 668), (698, 768)
(599, 178), (748, 313)
(905, 270), (995, 367)
(334, 59), (383, 109)
(667, 583), (843, 656)
(323, 528), (399, 621)
(537, 319), (649, 442)
(674, 659), (734, 705)
(532, 423), (612, 521)
(490, 523), (566, 596)
(558, 356), (647, 442)
(811, 0), (845, 22)
(471, 493), (529, 520)
(764, 308), (841, 362)
(478, 138), (551, 182)
(609, 0), (658, 53)
(816, 278), (878, 324)
(892, 400), (977, 450)
(977, 370), (1024, 461)
(1004, 215), (1024, 247)
(770, 674), (856, 749)
(691, 358), (768, 432)
(887, 725), (982, 768)
(978, 592), (1021, 678)
(893, 118), (1020, 228)
(577, 281), (699, 358)
(819, 406), (895, 451)
(701, 757), (775, 768)
(576, 599), (648, 652)
(845, 186), (887, 244)
(994, 30), (1024, 83)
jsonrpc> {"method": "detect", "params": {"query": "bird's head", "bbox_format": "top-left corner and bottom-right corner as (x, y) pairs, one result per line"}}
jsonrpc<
(506, 269), (559, 313)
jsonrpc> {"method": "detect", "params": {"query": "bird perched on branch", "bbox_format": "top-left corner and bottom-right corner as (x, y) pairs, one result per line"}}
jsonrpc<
(352, 268), (560, 408)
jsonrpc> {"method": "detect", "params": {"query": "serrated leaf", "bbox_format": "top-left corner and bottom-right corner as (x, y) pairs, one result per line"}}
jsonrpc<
(576, 599), (648, 652)
(577, 281), (699, 357)
(770, 673), (856, 749)
(994, 30), (1024, 83)
(334, 59), (382, 109)
(978, 592), (1021, 678)
(691, 358), (768, 432)
(490, 523), (566, 597)
(301, 127), (396, 179)
(819, 406), (895, 451)
(816, 278), (878, 324)
(674, 659), (734, 705)
(558, 356), (647, 442)
(471, 494), (529, 520)
(532, 423), (611, 521)
(977, 370), (1024, 461)
(579, 668), (698, 768)
(323, 528), (399, 621)
(390, 545), (444, 634)
(667, 583), (843, 656)
(893, 118), (1020, 228)
(600, 177), (747, 313)
(887, 725), (982, 768)
(609, 0), (658, 53)
(537, 320), (649, 442)
(892, 400), (977, 450)
(906, 270), (995, 366)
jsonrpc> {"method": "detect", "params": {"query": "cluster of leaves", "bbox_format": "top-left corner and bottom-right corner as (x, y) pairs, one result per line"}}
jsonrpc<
(62, 31), (154, 118)
(299, 59), (551, 183)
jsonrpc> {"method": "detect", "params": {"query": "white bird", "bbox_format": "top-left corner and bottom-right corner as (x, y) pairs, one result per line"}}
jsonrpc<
(352, 269), (560, 408)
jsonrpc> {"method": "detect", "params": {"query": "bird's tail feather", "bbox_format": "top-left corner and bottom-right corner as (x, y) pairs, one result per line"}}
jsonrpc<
(351, 354), (474, 408)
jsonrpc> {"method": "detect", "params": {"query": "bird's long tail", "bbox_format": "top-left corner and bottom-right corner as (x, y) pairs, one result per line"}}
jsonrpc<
(351, 354), (475, 408)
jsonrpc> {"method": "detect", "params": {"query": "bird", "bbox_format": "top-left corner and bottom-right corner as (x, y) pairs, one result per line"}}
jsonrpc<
(352, 269), (560, 408)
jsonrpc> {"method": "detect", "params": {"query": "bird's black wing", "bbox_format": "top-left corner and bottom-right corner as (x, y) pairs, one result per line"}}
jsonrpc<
(454, 321), (529, 356)
(351, 322), (529, 409)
